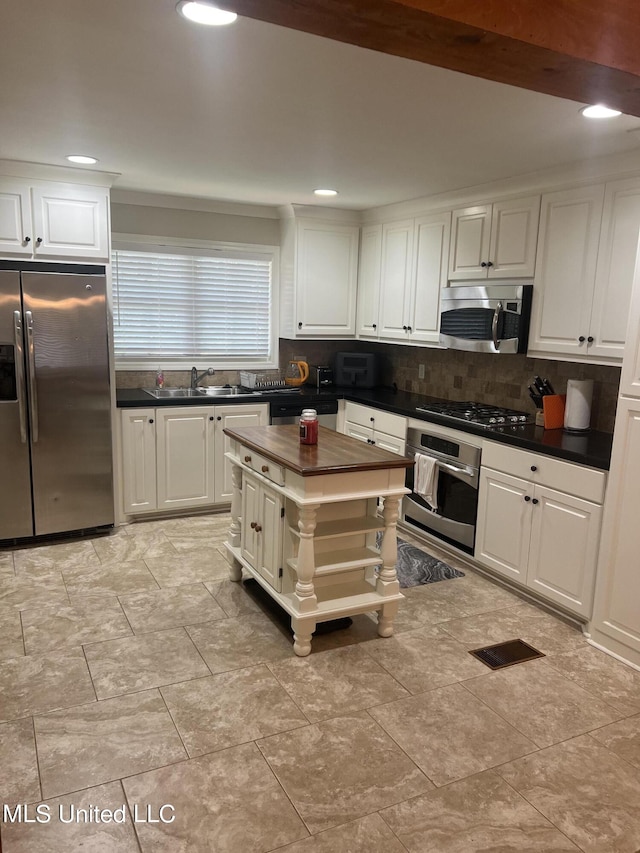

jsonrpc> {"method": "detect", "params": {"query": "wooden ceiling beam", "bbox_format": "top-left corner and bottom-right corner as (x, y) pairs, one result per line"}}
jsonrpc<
(226, 0), (640, 118)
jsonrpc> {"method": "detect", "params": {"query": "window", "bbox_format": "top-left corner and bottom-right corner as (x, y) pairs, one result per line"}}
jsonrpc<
(111, 239), (278, 369)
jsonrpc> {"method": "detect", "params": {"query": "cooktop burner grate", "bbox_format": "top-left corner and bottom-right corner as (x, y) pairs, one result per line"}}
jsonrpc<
(416, 401), (534, 427)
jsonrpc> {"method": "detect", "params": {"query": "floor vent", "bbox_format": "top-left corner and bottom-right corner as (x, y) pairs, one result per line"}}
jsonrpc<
(469, 639), (545, 670)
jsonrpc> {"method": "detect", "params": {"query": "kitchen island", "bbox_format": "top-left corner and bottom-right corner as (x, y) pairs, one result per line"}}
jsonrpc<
(223, 424), (413, 655)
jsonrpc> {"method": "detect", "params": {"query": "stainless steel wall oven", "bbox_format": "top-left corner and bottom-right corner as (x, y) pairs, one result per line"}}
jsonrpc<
(404, 425), (481, 554)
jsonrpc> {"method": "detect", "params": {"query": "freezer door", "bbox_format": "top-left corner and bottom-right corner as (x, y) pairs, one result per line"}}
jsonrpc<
(22, 272), (114, 535)
(0, 270), (34, 538)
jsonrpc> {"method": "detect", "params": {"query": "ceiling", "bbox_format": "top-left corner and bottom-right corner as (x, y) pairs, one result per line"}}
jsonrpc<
(3, 0), (640, 211)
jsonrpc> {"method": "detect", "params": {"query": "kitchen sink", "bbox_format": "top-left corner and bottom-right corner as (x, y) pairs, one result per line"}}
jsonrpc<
(144, 388), (203, 398)
(144, 386), (257, 399)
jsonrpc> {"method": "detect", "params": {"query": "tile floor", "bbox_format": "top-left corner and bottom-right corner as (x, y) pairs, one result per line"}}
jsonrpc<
(1, 513), (640, 852)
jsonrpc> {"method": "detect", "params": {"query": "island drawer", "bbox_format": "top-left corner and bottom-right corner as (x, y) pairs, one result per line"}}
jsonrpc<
(240, 449), (285, 486)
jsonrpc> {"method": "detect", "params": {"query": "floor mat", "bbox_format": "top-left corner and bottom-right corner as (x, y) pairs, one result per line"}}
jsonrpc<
(393, 537), (465, 588)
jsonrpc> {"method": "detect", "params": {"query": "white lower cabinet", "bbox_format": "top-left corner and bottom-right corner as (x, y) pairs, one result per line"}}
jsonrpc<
(475, 442), (606, 618)
(241, 473), (284, 591)
(342, 401), (407, 455)
(591, 398), (640, 663)
(156, 408), (215, 510)
(120, 403), (268, 516)
(121, 408), (157, 514)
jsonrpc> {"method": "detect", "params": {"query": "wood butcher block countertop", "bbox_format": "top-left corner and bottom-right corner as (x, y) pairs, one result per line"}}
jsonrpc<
(224, 424), (414, 477)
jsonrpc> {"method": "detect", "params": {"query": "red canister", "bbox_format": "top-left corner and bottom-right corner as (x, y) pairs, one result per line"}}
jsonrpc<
(299, 408), (319, 445)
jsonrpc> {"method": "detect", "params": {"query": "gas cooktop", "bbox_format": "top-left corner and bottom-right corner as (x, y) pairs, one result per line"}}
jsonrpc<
(416, 401), (534, 427)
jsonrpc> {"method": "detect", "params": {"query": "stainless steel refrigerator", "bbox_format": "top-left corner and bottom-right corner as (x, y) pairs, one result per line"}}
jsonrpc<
(0, 262), (114, 541)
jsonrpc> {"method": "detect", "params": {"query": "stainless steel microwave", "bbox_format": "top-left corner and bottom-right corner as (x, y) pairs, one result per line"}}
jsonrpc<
(439, 283), (533, 354)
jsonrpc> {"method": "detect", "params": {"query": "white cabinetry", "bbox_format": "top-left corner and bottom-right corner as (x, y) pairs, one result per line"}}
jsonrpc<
(343, 401), (407, 455)
(529, 179), (640, 363)
(241, 472), (284, 591)
(590, 249), (640, 666)
(120, 403), (268, 516)
(280, 211), (359, 338)
(475, 442), (605, 618)
(371, 212), (450, 344)
(448, 195), (540, 280)
(121, 409), (157, 515)
(356, 224), (382, 337)
(0, 178), (109, 261)
(156, 408), (215, 511)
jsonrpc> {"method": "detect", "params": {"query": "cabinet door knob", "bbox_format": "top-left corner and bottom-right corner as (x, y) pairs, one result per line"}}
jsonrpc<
(209, 416), (214, 421)
(244, 455), (251, 462)
(255, 524), (262, 533)
(24, 236), (31, 244)
(298, 321), (302, 329)
(250, 521), (257, 529)
(36, 237), (43, 245)
(532, 498), (539, 505)
(372, 323), (377, 329)
(587, 336), (594, 343)
(578, 336), (586, 343)
(402, 325), (407, 331)
(407, 325), (412, 332)
(261, 464), (269, 473)
(370, 417), (374, 422)
(480, 261), (487, 268)
(487, 261), (494, 268)
(524, 495), (531, 502)
(531, 465), (537, 472)
(149, 418), (154, 424)
(217, 416), (222, 421)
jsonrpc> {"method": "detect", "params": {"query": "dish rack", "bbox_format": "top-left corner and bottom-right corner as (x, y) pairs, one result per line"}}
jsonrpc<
(240, 371), (287, 390)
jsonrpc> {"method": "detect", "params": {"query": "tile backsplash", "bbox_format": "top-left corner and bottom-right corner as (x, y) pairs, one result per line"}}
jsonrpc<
(116, 340), (621, 434)
(279, 339), (621, 434)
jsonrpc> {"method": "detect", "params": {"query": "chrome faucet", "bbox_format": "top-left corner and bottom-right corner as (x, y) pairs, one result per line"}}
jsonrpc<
(190, 366), (215, 389)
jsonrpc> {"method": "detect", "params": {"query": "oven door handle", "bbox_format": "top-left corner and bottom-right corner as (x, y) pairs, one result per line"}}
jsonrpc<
(492, 301), (503, 350)
(408, 450), (477, 481)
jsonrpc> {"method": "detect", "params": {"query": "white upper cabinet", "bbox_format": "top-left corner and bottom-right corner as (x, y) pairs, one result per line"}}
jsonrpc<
(529, 180), (640, 363)
(448, 195), (540, 280)
(378, 220), (414, 340)
(355, 224), (382, 338)
(280, 214), (359, 338)
(372, 212), (450, 344)
(590, 177), (640, 361)
(0, 178), (109, 261)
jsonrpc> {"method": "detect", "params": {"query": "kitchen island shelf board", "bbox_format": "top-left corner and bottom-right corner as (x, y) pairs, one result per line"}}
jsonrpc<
(224, 424), (411, 656)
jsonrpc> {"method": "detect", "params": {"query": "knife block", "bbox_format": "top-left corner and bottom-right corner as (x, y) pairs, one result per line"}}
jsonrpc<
(542, 394), (566, 430)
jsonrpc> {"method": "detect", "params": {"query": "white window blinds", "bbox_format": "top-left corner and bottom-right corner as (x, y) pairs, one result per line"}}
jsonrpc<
(112, 245), (275, 367)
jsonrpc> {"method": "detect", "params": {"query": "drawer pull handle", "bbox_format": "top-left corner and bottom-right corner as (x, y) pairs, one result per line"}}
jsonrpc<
(244, 455), (251, 463)
(531, 465), (537, 472)
(261, 465), (269, 473)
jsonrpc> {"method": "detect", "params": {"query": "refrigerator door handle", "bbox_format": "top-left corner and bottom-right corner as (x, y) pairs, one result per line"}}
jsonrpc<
(25, 310), (39, 443)
(13, 310), (28, 443)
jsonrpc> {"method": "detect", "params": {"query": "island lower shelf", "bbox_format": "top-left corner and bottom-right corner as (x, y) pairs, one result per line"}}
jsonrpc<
(227, 543), (404, 619)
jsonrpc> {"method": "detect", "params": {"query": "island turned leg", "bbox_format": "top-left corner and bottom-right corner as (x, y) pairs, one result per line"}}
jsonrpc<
(291, 503), (320, 654)
(291, 615), (316, 657)
(377, 494), (401, 637)
(227, 462), (243, 582)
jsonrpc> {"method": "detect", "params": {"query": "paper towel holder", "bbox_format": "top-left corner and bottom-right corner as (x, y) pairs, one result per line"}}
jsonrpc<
(563, 379), (594, 433)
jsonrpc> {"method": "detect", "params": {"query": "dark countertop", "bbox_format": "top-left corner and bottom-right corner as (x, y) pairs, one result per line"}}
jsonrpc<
(116, 385), (613, 471)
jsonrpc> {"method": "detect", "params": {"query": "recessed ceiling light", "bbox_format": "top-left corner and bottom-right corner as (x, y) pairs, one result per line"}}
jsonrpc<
(176, 1), (237, 25)
(66, 155), (99, 165)
(314, 188), (338, 197)
(580, 104), (622, 119)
